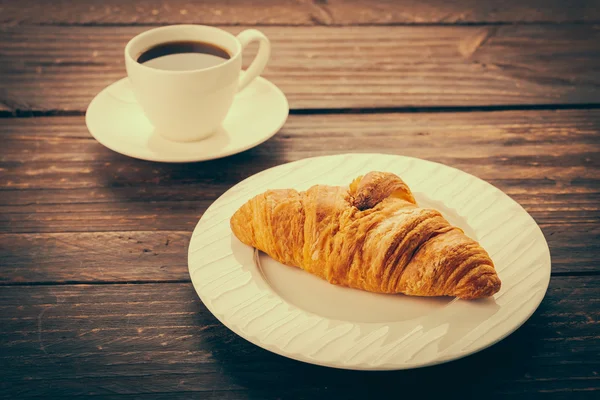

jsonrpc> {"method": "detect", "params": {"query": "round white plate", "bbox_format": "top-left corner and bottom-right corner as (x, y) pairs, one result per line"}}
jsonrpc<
(188, 153), (551, 370)
(85, 76), (288, 162)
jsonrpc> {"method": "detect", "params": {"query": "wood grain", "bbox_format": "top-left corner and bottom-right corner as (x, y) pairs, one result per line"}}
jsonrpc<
(1, 25), (599, 112)
(0, 221), (598, 284)
(0, 277), (598, 398)
(2, 110), (598, 233)
(0, 232), (190, 283)
(0, 2), (598, 398)
(1, 110), (598, 281)
(4, 191), (597, 233)
(0, 0), (598, 26)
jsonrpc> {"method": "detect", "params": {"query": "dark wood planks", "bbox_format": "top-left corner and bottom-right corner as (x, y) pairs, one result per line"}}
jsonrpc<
(2, 110), (599, 232)
(1, 24), (600, 112)
(0, 232), (191, 283)
(1, 110), (599, 281)
(0, 222), (598, 284)
(0, 2), (598, 398)
(0, 278), (598, 398)
(3, 190), (596, 232)
(1, 0), (599, 26)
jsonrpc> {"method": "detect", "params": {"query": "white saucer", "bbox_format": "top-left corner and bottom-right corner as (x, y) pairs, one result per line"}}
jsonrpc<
(85, 76), (289, 162)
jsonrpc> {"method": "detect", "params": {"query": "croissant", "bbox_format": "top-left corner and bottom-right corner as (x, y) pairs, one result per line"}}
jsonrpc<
(230, 171), (501, 299)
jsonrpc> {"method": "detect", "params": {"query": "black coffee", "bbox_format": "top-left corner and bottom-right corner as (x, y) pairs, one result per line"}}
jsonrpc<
(137, 41), (231, 71)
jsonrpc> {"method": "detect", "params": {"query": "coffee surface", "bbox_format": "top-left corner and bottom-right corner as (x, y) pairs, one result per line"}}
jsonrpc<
(137, 41), (231, 71)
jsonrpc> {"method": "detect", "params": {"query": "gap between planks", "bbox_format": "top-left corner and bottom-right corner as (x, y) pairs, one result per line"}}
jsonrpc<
(23, 20), (600, 27)
(3, 103), (600, 118)
(0, 270), (598, 288)
(0, 279), (193, 287)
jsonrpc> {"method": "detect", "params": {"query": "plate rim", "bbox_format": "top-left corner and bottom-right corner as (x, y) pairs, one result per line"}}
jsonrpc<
(188, 153), (552, 370)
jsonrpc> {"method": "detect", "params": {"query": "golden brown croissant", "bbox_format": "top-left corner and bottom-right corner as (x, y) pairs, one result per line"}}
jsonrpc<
(230, 171), (501, 299)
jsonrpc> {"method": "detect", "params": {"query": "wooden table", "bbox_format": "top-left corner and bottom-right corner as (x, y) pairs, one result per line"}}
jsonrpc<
(1, 1), (599, 398)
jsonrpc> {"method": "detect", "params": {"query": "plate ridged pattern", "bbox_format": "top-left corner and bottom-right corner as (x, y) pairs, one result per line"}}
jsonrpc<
(188, 153), (551, 370)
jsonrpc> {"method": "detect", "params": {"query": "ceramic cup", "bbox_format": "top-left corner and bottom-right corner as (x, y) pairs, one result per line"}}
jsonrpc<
(125, 25), (271, 142)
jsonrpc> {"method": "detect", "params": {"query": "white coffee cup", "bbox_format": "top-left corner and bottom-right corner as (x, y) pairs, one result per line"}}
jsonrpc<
(125, 25), (271, 142)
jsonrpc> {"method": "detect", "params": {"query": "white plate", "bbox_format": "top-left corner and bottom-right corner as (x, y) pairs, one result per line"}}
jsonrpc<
(188, 153), (551, 370)
(85, 76), (288, 162)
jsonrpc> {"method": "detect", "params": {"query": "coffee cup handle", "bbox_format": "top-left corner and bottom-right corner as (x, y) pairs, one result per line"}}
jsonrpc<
(236, 29), (271, 92)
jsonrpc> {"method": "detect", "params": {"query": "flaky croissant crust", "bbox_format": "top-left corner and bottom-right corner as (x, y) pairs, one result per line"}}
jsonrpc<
(231, 171), (501, 299)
